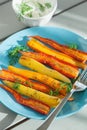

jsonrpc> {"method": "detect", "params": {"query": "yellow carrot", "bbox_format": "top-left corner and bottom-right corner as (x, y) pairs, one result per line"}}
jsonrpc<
(8, 66), (69, 95)
(0, 84), (50, 115)
(3, 80), (60, 107)
(31, 35), (87, 62)
(0, 69), (50, 94)
(20, 51), (79, 79)
(19, 56), (71, 83)
(27, 38), (87, 69)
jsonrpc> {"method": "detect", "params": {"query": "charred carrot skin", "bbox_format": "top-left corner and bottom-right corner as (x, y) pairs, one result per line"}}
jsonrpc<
(20, 51), (79, 79)
(27, 38), (87, 69)
(31, 35), (87, 62)
(19, 55), (71, 83)
(3, 80), (60, 107)
(8, 66), (68, 95)
(0, 69), (50, 93)
(0, 84), (50, 115)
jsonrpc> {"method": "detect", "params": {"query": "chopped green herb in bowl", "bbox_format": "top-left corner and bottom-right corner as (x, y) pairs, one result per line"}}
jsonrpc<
(12, 0), (58, 26)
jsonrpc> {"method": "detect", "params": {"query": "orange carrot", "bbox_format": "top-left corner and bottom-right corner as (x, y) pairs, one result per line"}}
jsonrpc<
(8, 66), (69, 96)
(31, 35), (87, 62)
(27, 38), (86, 69)
(0, 84), (50, 115)
(3, 80), (60, 107)
(20, 51), (79, 79)
(0, 69), (50, 93)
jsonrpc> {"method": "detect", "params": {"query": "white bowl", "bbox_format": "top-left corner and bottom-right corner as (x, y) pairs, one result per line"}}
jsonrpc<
(12, 0), (57, 27)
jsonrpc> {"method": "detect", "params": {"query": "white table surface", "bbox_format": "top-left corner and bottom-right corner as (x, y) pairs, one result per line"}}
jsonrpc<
(0, 1), (87, 130)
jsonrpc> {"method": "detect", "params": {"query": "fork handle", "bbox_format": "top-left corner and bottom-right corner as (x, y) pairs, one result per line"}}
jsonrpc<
(37, 90), (74, 130)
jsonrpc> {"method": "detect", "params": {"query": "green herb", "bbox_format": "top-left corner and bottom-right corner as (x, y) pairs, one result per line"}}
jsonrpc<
(37, 2), (45, 12)
(67, 83), (72, 92)
(49, 89), (59, 96)
(17, 13), (23, 21)
(60, 82), (67, 87)
(71, 78), (76, 84)
(27, 12), (33, 17)
(20, 2), (33, 15)
(13, 82), (20, 90)
(68, 43), (77, 49)
(25, 80), (33, 88)
(53, 89), (59, 96)
(49, 82), (72, 95)
(45, 3), (51, 8)
(60, 82), (72, 93)
(8, 45), (29, 65)
(49, 90), (54, 96)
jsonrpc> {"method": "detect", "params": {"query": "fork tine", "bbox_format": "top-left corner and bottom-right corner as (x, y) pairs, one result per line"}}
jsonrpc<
(81, 76), (87, 85)
(78, 68), (87, 85)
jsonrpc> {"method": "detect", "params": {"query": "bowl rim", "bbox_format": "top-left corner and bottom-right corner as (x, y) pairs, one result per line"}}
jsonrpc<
(12, 0), (58, 20)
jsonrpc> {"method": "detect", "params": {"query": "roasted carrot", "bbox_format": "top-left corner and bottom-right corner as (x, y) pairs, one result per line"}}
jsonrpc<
(3, 80), (60, 107)
(0, 69), (50, 94)
(19, 55), (71, 83)
(20, 51), (79, 79)
(0, 84), (50, 115)
(31, 35), (87, 63)
(8, 66), (70, 95)
(27, 38), (87, 69)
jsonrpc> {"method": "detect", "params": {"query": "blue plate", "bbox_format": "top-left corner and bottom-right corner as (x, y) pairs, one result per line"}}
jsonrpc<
(0, 27), (87, 120)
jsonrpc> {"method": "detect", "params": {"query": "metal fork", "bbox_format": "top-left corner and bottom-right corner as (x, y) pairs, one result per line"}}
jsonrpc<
(37, 68), (87, 130)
